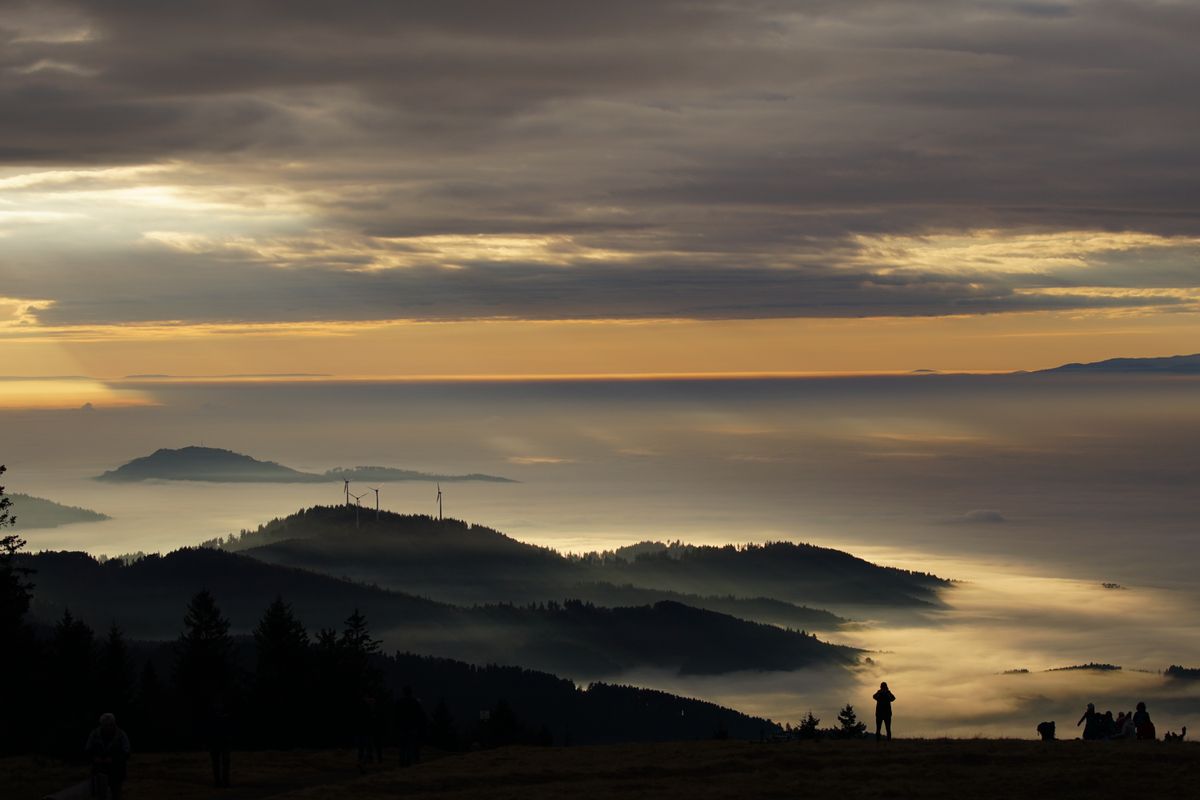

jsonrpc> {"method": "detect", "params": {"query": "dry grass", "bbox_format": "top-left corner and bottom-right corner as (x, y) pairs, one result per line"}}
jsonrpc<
(6, 739), (1199, 800)
(1, 749), (376, 800)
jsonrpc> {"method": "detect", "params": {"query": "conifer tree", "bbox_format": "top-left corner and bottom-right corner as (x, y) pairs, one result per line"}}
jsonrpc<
(340, 608), (381, 657)
(253, 597), (310, 745)
(47, 610), (97, 754)
(97, 622), (136, 718)
(797, 710), (820, 740)
(340, 607), (382, 696)
(0, 465), (34, 639)
(837, 704), (867, 738)
(175, 589), (234, 715)
(0, 465), (37, 755)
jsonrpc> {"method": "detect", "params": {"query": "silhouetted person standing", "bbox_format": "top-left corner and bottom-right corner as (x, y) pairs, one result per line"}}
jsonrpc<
(85, 713), (130, 800)
(873, 682), (895, 742)
(1133, 701), (1156, 740)
(205, 695), (233, 788)
(1077, 703), (1099, 740)
(396, 686), (427, 766)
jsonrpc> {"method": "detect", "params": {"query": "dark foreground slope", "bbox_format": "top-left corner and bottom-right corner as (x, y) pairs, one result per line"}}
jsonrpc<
(21, 549), (856, 677)
(9, 740), (1198, 800)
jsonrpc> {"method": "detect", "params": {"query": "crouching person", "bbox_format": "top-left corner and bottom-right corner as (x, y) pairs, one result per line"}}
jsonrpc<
(86, 713), (130, 799)
(1036, 721), (1056, 741)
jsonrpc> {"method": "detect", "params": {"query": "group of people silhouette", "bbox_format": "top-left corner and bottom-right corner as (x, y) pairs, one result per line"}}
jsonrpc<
(1077, 702), (1155, 741)
(1036, 701), (1187, 742)
(1073, 701), (1187, 742)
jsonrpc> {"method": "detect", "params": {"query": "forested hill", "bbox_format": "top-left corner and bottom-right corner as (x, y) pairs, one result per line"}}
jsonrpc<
(378, 655), (783, 743)
(20, 548), (856, 678)
(222, 506), (946, 611)
(97, 446), (319, 482)
(6, 493), (109, 529)
(582, 540), (950, 607)
(95, 446), (511, 483)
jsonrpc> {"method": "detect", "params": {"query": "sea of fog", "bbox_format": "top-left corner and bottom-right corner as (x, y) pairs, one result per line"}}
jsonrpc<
(4, 373), (1200, 736)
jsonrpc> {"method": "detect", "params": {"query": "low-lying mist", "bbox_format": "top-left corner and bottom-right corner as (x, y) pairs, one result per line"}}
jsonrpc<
(5, 373), (1200, 737)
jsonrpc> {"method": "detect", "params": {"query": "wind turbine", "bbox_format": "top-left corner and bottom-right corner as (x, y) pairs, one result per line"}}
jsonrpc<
(349, 491), (367, 529)
(369, 487), (380, 520)
(343, 479), (351, 507)
(435, 483), (443, 521)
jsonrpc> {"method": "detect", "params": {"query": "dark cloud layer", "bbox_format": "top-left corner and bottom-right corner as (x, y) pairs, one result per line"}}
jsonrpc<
(2, 0), (1200, 324)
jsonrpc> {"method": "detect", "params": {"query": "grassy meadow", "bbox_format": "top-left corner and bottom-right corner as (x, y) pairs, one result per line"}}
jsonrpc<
(7, 739), (1199, 799)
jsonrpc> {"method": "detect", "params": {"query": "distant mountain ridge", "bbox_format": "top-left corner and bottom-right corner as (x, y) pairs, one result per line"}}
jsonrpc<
(1039, 353), (1200, 374)
(96, 446), (514, 484)
(7, 493), (109, 529)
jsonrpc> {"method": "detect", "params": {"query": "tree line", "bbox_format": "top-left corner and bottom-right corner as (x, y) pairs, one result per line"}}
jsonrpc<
(0, 465), (778, 757)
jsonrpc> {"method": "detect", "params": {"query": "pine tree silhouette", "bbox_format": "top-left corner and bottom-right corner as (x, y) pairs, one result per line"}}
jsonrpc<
(797, 710), (820, 740)
(175, 589), (234, 722)
(253, 597), (310, 746)
(340, 607), (382, 696)
(0, 465), (34, 639)
(837, 704), (867, 738)
(47, 609), (97, 754)
(98, 622), (135, 719)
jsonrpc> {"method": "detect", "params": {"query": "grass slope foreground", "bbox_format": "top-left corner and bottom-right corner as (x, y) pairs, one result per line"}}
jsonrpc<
(9, 740), (1200, 800)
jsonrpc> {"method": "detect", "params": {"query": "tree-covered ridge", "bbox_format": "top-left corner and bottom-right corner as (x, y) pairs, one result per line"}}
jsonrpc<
(19, 547), (857, 679)
(221, 506), (947, 612)
(5, 493), (110, 529)
(1164, 665), (1200, 680)
(583, 540), (949, 607)
(5, 587), (783, 757)
(95, 446), (511, 483)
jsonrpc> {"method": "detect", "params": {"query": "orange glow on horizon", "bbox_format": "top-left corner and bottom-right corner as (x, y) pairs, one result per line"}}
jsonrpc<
(2, 311), (1199, 389)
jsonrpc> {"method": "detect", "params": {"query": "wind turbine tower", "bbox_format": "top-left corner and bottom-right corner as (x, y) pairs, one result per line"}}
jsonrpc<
(370, 487), (380, 520)
(436, 483), (443, 521)
(343, 479), (351, 507)
(349, 491), (366, 529)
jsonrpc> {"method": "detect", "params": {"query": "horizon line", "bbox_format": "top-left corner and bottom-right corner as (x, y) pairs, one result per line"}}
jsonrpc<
(2, 369), (1014, 385)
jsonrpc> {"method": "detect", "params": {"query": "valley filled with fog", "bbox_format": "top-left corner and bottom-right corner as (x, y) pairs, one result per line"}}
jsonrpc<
(5, 372), (1200, 737)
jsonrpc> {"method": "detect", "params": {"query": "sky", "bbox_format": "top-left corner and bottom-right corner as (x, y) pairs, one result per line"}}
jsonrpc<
(4, 1), (1200, 737)
(2, 1), (1200, 382)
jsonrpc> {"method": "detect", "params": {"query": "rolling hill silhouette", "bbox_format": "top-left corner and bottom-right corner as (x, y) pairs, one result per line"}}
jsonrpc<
(224, 506), (945, 612)
(6, 493), (109, 529)
(20, 547), (856, 678)
(96, 446), (513, 483)
(1038, 353), (1200, 374)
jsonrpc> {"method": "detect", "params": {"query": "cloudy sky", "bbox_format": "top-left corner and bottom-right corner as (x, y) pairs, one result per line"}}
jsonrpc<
(3, 0), (1200, 382)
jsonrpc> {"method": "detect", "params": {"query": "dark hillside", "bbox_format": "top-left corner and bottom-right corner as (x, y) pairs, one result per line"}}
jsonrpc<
(591, 540), (948, 606)
(20, 549), (856, 677)
(227, 506), (945, 610)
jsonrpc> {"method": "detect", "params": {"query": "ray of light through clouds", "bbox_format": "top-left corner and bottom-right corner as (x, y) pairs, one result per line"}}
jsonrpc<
(3, 0), (1200, 737)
